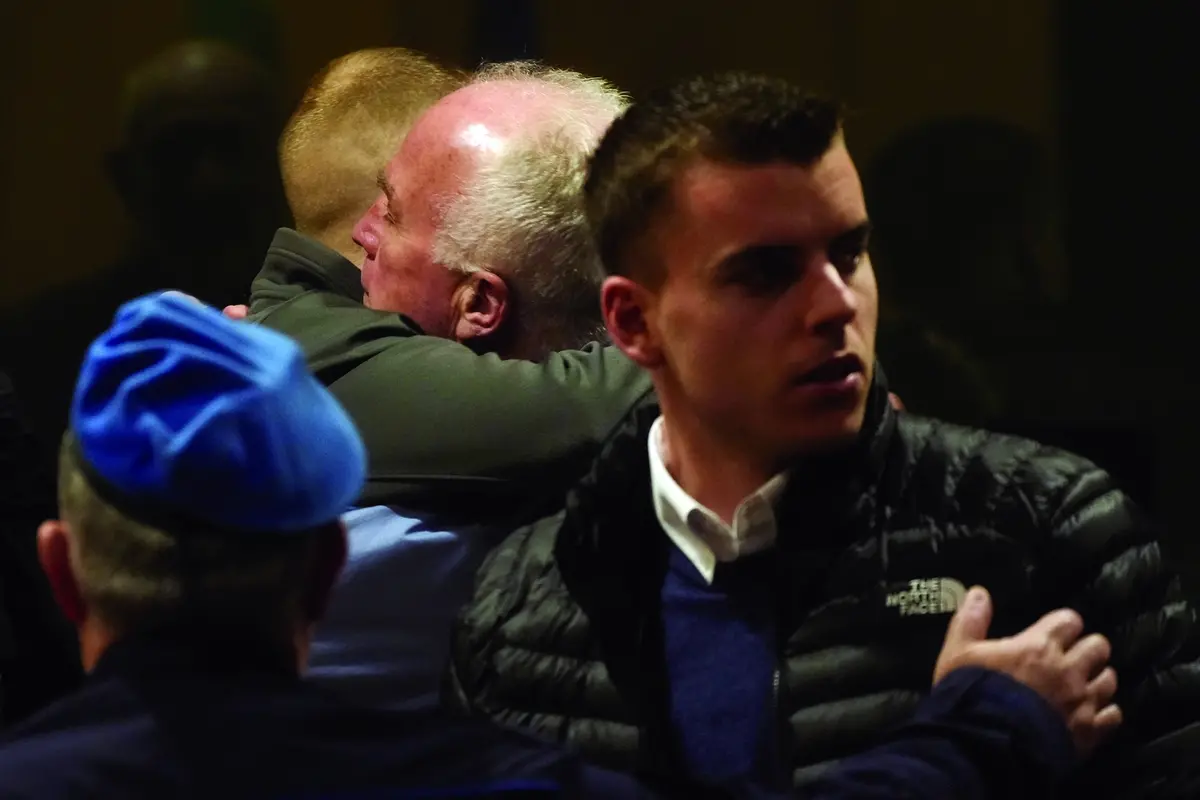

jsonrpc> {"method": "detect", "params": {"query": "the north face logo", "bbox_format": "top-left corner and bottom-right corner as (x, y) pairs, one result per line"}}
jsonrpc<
(885, 578), (967, 616)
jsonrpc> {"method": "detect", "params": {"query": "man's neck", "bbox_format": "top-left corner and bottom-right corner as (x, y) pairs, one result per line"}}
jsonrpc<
(659, 413), (779, 525)
(80, 617), (309, 674)
(79, 620), (115, 672)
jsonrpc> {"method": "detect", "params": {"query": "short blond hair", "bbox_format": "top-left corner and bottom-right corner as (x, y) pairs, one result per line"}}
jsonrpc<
(279, 48), (465, 260)
(58, 440), (323, 640)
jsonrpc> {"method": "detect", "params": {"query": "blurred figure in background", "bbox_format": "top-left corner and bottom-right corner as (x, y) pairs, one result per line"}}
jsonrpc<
(0, 39), (287, 464)
(866, 118), (1160, 513)
(110, 39), (287, 302)
(864, 117), (1066, 423)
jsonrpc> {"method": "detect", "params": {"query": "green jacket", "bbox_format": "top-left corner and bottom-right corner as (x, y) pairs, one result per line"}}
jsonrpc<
(248, 229), (653, 523)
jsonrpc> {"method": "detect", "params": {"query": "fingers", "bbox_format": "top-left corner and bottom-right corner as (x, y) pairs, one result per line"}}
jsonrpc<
(1094, 703), (1123, 733)
(1067, 666), (1122, 755)
(1073, 702), (1123, 755)
(1028, 608), (1084, 648)
(1064, 634), (1113, 681)
(943, 585), (992, 647)
(1086, 666), (1118, 706)
(223, 304), (249, 321)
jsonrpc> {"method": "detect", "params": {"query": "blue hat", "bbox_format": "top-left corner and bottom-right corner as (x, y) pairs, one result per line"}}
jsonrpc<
(70, 292), (366, 534)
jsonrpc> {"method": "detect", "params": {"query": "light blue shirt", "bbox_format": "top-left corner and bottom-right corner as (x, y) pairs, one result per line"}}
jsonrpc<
(307, 506), (504, 711)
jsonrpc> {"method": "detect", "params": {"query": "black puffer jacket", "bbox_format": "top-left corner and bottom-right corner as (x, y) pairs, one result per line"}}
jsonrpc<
(449, 373), (1200, 797)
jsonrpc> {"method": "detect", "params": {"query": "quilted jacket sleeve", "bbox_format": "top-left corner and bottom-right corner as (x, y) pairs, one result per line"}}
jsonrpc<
(1026, 451), (1200, 798)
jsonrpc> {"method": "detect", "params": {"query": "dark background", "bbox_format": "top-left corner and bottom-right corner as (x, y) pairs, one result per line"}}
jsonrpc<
(0, 0), (1194, 583)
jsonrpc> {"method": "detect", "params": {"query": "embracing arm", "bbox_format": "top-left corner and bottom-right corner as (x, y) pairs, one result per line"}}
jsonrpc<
(254, 288), (652, 516)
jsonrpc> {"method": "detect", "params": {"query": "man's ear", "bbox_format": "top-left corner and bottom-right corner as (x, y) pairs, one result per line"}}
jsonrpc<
(452, 271), (509, 343)
(601, 275), (663, 369)
(37, 521), (86, 626)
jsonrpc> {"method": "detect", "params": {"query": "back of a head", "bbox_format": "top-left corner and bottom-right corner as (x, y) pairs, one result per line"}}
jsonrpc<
(584, 72), (843, 283)
(280, 48), (465, 263)
(119, 39), (278, 146)
(60, 293), (366, 643)
(430, 62), (629, 356)
(114, 39), (286, 264)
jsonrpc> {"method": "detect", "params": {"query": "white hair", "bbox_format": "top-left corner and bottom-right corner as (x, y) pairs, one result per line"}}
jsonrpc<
(430, 62), (629, 354)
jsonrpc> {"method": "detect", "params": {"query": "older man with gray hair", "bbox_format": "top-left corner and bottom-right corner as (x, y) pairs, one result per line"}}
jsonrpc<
(248, 61), (648, 711)
(352, 61), (622, 356)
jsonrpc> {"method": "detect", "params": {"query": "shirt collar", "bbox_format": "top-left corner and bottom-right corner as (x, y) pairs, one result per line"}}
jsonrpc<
(648, 416), (788, 584)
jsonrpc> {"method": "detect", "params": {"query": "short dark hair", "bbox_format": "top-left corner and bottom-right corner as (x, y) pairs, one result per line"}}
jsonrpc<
(584, 72), (843, 280)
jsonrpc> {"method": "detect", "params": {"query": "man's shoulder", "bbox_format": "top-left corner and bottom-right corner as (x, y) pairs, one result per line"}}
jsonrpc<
(279, 696), (579, 786)
(479, 510), (567, 585)
(890, 413), (1114, 523)
(883, 412), (1142, 551)
(249, 228), (368, 321)
(0, 684), (164, 798)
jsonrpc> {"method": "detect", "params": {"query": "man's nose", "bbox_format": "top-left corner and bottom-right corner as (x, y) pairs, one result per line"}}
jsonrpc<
(352, 213), (378, 256)
(804, 262), (859, 335)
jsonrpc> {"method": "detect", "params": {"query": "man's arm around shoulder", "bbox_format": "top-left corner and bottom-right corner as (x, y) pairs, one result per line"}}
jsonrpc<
(247, 230), (652, 513)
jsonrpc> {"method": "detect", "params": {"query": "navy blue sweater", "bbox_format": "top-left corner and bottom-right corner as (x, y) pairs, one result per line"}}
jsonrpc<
(660, 541), (1076, 799)
(662, 545), (781, 794)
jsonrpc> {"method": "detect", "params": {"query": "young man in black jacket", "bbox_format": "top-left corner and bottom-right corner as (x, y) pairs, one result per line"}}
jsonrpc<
(448, 72), (1200, 797)
(2, 293), (1116, 800)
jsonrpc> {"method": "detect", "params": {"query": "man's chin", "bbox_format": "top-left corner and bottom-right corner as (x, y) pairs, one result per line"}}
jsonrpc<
(775, 406), (868, 458)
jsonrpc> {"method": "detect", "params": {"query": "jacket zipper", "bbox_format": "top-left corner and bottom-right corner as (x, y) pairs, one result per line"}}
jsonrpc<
(772, 663), (784, 783)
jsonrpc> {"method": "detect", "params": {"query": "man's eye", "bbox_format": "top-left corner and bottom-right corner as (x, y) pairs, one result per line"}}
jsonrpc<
(830, 248), (865, 274)
(736, 266), (793, 294)
(725, 246), (798, 295)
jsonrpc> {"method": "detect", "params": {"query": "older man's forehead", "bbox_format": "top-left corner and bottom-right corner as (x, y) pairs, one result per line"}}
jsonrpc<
(404, 78), (607, 158)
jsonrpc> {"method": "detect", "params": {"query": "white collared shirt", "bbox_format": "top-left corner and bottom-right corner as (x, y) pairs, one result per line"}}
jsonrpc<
(648, 416), (788, 584)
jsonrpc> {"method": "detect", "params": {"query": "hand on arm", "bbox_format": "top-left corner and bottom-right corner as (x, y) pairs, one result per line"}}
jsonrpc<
(934, 585), (1121, 754)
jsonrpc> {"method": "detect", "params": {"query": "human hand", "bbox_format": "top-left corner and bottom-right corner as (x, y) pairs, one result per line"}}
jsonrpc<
(223, 304), (249, 320)
(933, 586), (1121, 754)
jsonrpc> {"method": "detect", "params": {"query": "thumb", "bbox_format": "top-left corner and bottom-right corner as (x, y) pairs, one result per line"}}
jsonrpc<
(943, 585), (992, 648)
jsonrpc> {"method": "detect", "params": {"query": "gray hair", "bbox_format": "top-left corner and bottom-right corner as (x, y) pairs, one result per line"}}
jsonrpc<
(430, 62), (629, 355)
(57, 440), (321, 641)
